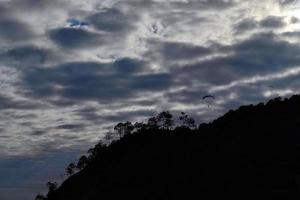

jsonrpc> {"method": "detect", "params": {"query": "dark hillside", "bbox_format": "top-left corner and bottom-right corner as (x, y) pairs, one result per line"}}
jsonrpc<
(42, 95), (300, 199)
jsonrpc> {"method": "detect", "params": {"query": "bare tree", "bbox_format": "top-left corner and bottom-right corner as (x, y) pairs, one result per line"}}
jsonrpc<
(179, 112), (196, 129)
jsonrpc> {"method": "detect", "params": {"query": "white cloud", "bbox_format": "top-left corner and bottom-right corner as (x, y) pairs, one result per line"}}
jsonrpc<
(0, 0), (300, 161)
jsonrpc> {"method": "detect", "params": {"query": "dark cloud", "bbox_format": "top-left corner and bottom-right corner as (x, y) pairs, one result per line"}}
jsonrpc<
(229, 33), (300, 73)
(75, 107), (101, 122)
(49, 28), (103, 49)
(172, 0), (237, 10)
(9, 0), (66, 12)
(87, 8), (136, 33)
(1, 46), (49, 65)
(0, 95), (38, 110)
(60, 71), (170, 101)
(56, 124), (85, 130)
(24, 59), (170, 103)
(0, 19), (33, 41)
(75, 105), (156, 125)
(290, 17), (300, 24)
(166, 89), (208, 104)
(234, 16), (287, 34)
(234, 18), (258, 34)
(113, 58), (144, 75)
(169, 32), (300, 89)
(279, 0), (296, 5)
(104, 110), (155, 122)
(30, 130), (47, 136)
(159, 41), (212, 60)
(259, 16), (286, 29)
(282, 31), (300, 38)
(131, 73), (170, 90)
(172, 59), (238, 85)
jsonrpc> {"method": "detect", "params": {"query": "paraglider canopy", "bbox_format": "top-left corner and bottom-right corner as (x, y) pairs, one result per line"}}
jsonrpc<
(202, 95), (215, 108)
(202, 95), (215, 100)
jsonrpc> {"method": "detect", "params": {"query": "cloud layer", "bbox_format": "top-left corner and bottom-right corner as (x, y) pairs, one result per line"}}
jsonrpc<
(0, 0), (300, 152)
(1, 0), (300, 153)
(2, 0), (300, 198)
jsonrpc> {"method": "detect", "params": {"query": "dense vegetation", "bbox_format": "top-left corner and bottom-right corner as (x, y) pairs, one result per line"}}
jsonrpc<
(36, 95), (300, 199)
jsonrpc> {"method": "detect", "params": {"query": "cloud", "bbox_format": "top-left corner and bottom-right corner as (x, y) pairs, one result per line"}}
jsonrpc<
(0, 46), (50, 66)
(154, 41), (212, 61)
(171, 0), (237, 10)
(77, 108), (155, 124)
(0, 95), (39, 110)
(23, 59), (171, 102)
(229, 33), (300, 74)
(234, 16), (287, 34)
(0, 0), (299, 159)
(282, 31), (300, 38)
(87, 8), (136, 33)
(279, 0), (296, 6)
(0, 19), (34, 42)
(290, 16), (300, 24)
(234, 18), (258, 34)
(162, 31), (300, 109)
(259, 15), (286, 29)
(56, 124), (85, 130)
(10, 0), (64, 10)
(49, 28), (103, 49)
(113, 58), (144, 74)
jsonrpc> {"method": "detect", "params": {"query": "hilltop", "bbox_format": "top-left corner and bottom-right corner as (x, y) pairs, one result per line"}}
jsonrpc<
(38, 95), (300, 199)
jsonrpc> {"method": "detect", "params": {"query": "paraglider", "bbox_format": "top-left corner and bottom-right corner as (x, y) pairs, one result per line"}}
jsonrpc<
(268, 85), (274, 96)
(202, 95), (215, 108)
(265, 85), (278, 98)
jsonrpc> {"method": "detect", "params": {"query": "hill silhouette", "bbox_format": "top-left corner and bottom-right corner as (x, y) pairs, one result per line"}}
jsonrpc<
(38, 95), (300, 199)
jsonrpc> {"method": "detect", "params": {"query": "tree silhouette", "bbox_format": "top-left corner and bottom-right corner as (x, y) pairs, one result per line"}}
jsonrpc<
(134, 122), (146, 132)
(114, 121), (134, 138)
(76, 155), (89, 170)
(103, 131), (117, 144)
(40, 95), (300, 199)
(156, 111), (174, 129)
(179, 112), (196, 129)
(46, 181), (58, 194)
(35, 194), (46, 200)
(66, 163), (76, 176)
(147, 116), (158, 129)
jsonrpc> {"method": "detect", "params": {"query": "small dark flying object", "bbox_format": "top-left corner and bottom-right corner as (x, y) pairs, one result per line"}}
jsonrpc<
(152, 24), (159, 34)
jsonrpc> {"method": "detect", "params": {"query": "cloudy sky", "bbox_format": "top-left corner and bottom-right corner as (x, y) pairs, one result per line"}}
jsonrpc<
(1, 0), (300, 199)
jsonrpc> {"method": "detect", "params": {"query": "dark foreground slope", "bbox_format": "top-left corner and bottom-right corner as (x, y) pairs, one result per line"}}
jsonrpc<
(46, 96), (300, 199)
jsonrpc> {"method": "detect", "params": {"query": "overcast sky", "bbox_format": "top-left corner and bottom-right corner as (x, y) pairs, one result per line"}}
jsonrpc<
(1, 0), (300, 199)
